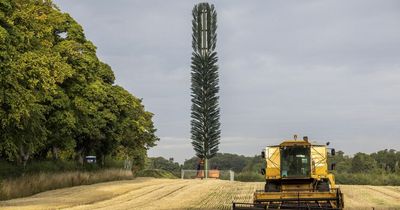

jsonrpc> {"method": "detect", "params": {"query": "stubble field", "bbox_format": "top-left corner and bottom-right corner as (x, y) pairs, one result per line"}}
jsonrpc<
(1, 178), (399, 210)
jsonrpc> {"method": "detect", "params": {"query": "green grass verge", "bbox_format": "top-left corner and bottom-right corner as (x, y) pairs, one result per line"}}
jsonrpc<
(136, 169), (178, 179)
(0, 159), (125, 179)
(235, 171), (264, 182)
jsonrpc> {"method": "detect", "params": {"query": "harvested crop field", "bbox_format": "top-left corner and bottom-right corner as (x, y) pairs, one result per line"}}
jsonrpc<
(1, 178), (399, 210)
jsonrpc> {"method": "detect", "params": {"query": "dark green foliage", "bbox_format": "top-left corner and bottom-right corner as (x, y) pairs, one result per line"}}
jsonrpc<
(236, 172), (264, 182)
(182, 153), (259, 172)
(328, 150), (352, 172)
(371, 149), (399, 173)
(183, 153), (252, 172)
(0, 158), (125, 179)
(242, 155), (264, 172)
(334, 173), (400, 185)
(328, 150), (400, 185)
(181, 150), (400, 185)
(0, 0), (158, 172)
(136, 169), (178, 179)
(183, 153), (264, 182)
(145, 157), (181, 176)
(190, 2), (220, 160)
(181, 157), (198, 170)
(351, 152), (378, 173)
(329, 150), (400, 174)
(210, 154), (254, 172)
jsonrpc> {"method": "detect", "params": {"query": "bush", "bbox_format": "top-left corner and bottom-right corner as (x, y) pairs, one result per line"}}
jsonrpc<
(145, 157), (181, 177)
(104, 158), (125, 168)
(0, 160), (21, 179)
(136, 169), (178, 179)
(0, 160), (84, 179)
(335, 172), (400, 185)
(183, 153), (252, 173)
(0, 158), (130, 180)
(236, 172), (264, 182)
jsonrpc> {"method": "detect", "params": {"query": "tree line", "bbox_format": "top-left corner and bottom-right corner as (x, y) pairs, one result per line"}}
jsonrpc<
(329, 149), (400, 185)
(331, 149), (400, 174)
(148, 150), (400, 185)
(0, 0), (158, 169)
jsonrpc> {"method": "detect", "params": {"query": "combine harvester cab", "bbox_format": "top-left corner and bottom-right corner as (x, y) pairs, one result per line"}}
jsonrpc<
(233, 136), (344, 210)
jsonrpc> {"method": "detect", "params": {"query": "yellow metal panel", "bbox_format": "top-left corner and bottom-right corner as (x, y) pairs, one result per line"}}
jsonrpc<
(281, 183), (312, 191)
(311, 146), (328, 176)
(279, 140), (311, 147)
(327, 173), (336, 188)
(266, 146), (280, 178)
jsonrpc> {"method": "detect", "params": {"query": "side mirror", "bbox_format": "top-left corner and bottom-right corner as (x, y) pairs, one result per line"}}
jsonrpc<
(330, 163), (336, 170)
(261, 151), (265, 158)
(331, 148), (336, 156)
(260, 168), (266, 175)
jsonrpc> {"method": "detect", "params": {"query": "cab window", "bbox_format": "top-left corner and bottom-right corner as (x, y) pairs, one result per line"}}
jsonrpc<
(281, 146), (310, 177)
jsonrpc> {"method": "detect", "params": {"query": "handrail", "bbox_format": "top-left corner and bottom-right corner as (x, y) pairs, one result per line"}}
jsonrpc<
(255, 188), (340, 193)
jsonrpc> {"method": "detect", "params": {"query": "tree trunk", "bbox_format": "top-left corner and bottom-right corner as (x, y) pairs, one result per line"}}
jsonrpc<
(51, 146), (59, 160)
(76, 149), (84, 165)
(19, 145), (30, 169)
(98, 154), (105, 167)
(205, 158), (208, 179)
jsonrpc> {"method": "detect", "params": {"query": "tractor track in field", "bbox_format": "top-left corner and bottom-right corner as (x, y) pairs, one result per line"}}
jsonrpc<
(365, 186), (400, 200)
(67, 180), (191, 210)
(62, 179), (176, 207)
(339, 185), (400, 209)
(1, 178), (399, 210)
(156, 185), (189, 200)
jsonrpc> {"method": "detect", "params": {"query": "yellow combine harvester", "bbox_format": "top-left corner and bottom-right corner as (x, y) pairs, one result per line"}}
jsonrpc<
(233, 136), (344, 210)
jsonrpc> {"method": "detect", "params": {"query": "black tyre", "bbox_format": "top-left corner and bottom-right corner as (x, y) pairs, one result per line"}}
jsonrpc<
(317, 181), (329, 192)
(265, 182), (280, 192)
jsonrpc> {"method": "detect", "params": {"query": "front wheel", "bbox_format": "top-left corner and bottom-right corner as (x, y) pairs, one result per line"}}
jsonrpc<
(316, 181), (329, 192)
(265, 182), (280, 192)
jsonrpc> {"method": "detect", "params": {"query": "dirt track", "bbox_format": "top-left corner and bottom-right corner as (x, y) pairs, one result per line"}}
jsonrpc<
(1, 178), (399, 210)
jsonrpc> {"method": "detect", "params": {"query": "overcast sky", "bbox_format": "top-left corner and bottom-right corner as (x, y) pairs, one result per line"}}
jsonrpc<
(54, 0), (400, 163)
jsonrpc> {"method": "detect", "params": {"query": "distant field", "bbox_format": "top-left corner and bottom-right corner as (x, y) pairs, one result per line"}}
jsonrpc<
(1, 178), (399, 210)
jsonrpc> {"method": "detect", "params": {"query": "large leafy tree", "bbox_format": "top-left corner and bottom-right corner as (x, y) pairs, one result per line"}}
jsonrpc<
(190, 2), (221, 177)
(0, 0), (158, 169)
(351, 152), (378, 173)
(0, 0), (74, 165)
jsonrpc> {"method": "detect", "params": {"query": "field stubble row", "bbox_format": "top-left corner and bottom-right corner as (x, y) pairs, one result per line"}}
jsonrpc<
(0, 178), (399, 209)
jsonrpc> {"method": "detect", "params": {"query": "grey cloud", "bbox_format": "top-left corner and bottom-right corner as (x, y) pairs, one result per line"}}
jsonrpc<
(54, 0), (400, 163)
